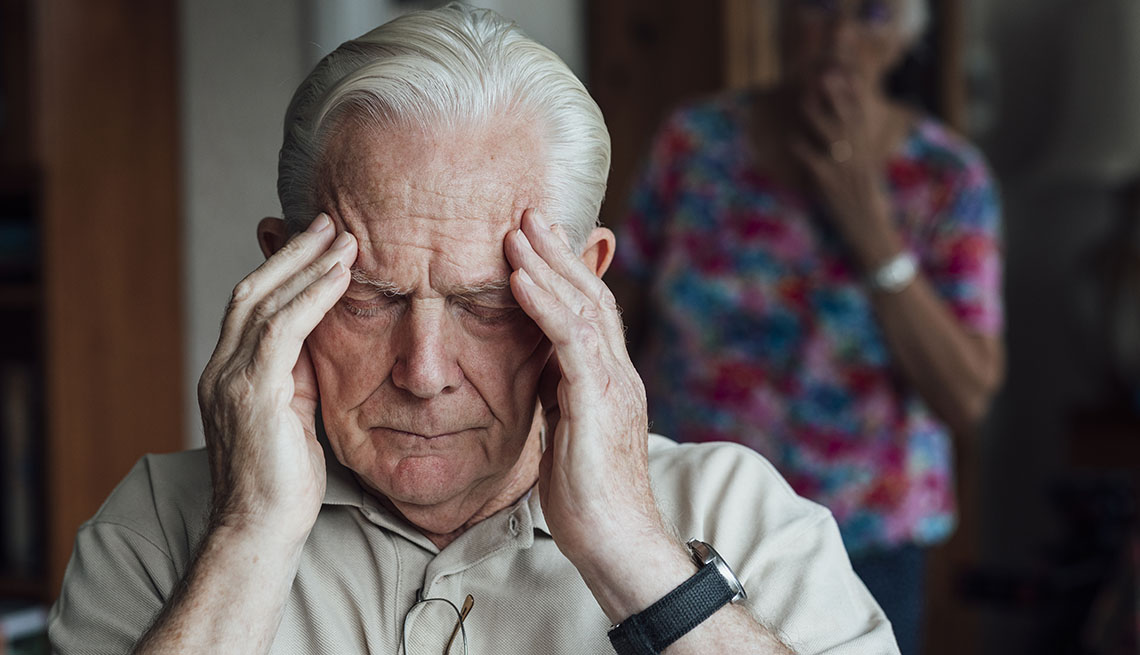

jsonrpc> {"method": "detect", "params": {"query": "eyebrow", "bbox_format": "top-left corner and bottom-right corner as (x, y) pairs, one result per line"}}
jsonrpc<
(349, 268), (513, 300)
(350, 269), (411, 296)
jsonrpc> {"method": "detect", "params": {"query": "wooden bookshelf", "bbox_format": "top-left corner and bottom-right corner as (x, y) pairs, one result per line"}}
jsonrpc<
(0, 284), (40, 309)
(0, 0), (184, 604)
(0, 575), (45, 601)
(586, 0), (729, 233)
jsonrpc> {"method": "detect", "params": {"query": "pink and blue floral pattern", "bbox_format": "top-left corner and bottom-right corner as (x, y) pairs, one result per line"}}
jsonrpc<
(617, 92), (1003, 555)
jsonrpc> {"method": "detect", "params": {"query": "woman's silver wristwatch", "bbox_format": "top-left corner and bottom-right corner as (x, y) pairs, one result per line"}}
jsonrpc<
(607, 539), (747, 655)
(868, 251), (918, 293)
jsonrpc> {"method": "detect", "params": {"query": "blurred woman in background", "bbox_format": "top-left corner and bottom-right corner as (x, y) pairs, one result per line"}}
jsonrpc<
(613, 0), (1004, 651)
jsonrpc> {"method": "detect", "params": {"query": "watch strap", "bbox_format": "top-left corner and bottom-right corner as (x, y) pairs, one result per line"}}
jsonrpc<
(607, 563), (736, 655)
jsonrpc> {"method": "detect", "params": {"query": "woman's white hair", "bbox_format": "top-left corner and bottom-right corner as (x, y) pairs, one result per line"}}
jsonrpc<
(277, 2), (610, 251)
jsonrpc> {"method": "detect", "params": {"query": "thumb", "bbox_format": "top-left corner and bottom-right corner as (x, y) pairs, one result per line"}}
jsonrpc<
(538, 351), (561, 428)
(537, 438), (553, 512)
(292, 342), (320, 417)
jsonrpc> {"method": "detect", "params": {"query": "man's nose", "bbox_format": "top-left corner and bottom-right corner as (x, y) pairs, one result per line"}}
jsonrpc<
(390, 305), (463, 399)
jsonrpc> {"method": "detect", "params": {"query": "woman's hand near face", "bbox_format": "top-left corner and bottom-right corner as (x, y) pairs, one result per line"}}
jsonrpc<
(197, 214), (357, 543)
(790, 71), (906, 272)
(787, 76), (1005, 436)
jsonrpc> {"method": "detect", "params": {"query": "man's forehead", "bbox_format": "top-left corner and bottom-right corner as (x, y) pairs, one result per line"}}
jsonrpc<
(313, 117), (545, 291)
(318, 119), (545, 236)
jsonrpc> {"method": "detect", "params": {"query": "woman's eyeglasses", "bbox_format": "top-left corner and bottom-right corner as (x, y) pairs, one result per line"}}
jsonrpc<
(793, 0), (896, 28)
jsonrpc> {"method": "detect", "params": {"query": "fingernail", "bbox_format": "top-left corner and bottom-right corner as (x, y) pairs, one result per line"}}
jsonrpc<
(333, 231), (354, 250)
(517, 268), (535, 286)
(308, 213), (332, 233)
(328, 261), (347, 278)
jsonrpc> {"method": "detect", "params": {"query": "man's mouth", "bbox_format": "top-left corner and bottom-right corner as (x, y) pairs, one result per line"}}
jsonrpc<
(373, 427), (473, 440)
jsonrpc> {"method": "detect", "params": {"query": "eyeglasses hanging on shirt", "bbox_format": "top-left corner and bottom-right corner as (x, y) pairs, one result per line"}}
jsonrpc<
(400, 592), (475, 655)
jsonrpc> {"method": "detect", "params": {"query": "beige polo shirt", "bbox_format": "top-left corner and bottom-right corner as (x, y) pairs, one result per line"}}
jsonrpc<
(48, 435), (898, 654)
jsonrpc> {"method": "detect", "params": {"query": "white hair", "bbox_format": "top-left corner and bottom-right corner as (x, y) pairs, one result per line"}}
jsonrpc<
(276, 2), (610, 252)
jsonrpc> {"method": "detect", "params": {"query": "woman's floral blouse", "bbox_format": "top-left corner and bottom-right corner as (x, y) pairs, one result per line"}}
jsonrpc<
(617, 92), (1003, 554)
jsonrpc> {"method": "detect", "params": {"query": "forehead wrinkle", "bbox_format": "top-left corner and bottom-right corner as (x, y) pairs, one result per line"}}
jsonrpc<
(349, 267), (511, 300)
(318, 118), (546, 303)
(317, 125), (545, 242)
(330, 178), (525, 241)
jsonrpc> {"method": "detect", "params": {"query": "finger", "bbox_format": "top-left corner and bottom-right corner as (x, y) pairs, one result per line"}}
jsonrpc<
(506, 225), (594, 318)
(513, 210), (626, 340)
(510, 267), (602, 386)
(522, 210), (611, 300)
(790, 138), (835, 185)
(507, 224), (630, 356)
(799, 94), (843, 149)
(250, 260), (352, 382)
(840, 72), (871, 124)
(219, 214), (337, 354)
(292, 342), (319, 409)
(821, 72), (857, 128)
(538, 352), (562, 422)
(537, 435), (554, 512)
(243, 231), (357, 337)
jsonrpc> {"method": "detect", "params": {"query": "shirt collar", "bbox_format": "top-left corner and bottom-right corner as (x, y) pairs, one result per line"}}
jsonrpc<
(526, 486), (552, 537)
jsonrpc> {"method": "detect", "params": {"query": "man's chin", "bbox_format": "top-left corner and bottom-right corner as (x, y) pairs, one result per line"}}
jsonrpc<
(371, 454), (474, 507)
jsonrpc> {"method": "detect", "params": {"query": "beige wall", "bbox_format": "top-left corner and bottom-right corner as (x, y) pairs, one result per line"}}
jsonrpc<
(180, 0), (307, 448)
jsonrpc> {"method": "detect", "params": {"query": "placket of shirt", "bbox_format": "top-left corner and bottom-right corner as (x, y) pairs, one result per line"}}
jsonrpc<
(359, 492), (539, 654)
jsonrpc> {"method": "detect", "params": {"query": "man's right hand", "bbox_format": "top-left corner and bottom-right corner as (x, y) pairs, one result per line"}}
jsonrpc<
(196, 214), (356, 542)
(132, 217), (355, 653)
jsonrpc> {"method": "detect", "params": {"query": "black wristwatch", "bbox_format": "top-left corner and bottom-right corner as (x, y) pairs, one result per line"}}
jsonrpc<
(607, 539), (747, 655)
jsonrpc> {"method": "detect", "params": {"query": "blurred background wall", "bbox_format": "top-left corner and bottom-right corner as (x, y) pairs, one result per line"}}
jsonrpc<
(971, 0), (1140, 651)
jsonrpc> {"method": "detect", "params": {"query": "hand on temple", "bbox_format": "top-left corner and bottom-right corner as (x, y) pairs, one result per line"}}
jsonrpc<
(197, 214), (356, 542)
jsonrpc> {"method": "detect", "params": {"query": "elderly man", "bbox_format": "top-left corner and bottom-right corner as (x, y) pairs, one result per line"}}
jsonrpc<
(49, 5), (897, 654)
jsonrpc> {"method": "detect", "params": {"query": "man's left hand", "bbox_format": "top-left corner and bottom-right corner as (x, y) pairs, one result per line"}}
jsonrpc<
(504, 209), (690, 620)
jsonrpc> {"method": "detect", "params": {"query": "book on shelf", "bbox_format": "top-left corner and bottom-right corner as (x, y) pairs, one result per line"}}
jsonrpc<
(0, 220), (35, 280)
(0, 185), (37, 282)
(0, 601), (48, 655)
(0, 361), (40, 579)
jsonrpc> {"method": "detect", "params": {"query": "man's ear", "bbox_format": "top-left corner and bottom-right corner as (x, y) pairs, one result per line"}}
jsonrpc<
(257, 217), (290, 259)
(578, 227), (616, 279)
